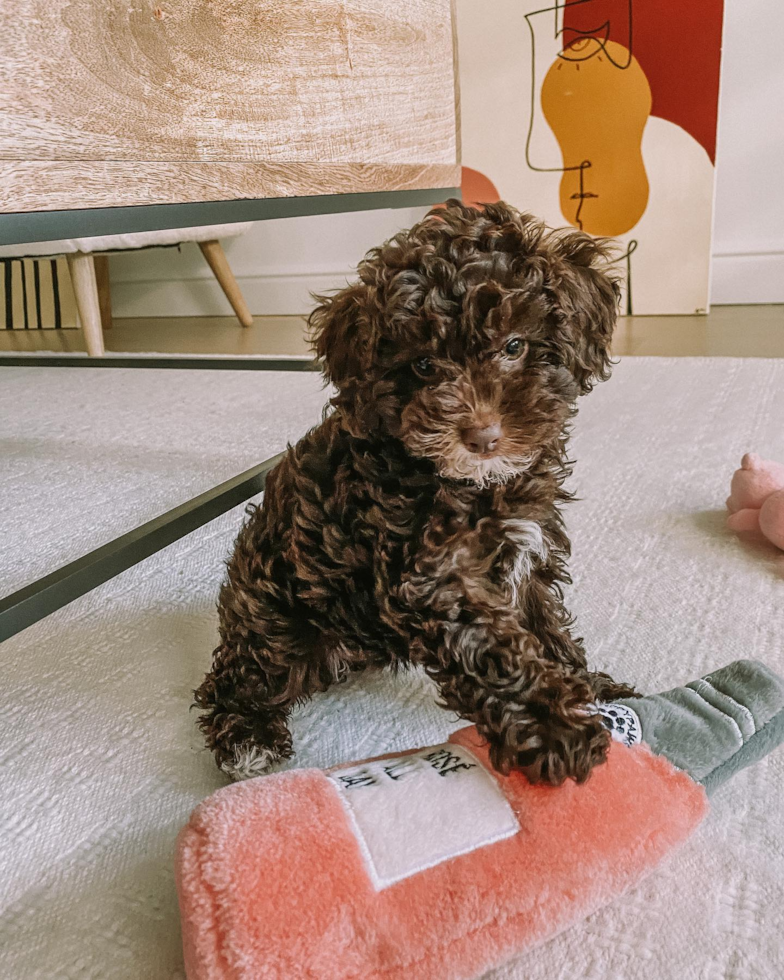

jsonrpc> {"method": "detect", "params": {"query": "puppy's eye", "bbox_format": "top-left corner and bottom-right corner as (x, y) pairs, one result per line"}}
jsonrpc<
(504, 338), (525, 358)
(412, 356), (435, 377)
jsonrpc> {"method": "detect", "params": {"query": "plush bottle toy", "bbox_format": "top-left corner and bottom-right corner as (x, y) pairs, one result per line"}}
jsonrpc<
(176, 659), (784, 980)
(727, 452), (784, 550)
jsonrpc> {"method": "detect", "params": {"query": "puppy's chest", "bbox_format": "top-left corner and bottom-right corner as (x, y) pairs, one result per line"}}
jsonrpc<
(404, 509), (549, 606)
(490, 517), (550, 599)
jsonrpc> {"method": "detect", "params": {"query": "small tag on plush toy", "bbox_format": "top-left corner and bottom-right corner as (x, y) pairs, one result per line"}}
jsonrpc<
(592, 702), (643, 747)
(328, 743), (519, 890)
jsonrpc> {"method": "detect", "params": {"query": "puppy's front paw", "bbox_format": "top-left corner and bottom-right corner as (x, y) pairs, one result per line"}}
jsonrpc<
(495, 710), (610, 786)
(220, 743), (284, 781)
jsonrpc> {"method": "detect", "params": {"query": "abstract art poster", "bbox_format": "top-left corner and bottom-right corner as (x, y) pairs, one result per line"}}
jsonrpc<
(456, 0), (724, 315)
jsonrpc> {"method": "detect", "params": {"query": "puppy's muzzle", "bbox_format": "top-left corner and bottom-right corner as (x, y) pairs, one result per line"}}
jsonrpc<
(461, 422), (503, 455)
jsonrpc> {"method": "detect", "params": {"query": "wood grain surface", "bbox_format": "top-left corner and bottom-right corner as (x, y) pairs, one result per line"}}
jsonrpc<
(0, 0), (457, 165)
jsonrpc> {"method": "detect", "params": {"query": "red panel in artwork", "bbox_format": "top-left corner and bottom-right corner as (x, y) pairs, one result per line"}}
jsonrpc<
(461, 167), (501, 207)
(562, 0), (723, 162)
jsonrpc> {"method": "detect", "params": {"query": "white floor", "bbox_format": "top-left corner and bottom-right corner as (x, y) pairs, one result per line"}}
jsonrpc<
(2, 359), (784, 980)
(0, 365), (328, 596)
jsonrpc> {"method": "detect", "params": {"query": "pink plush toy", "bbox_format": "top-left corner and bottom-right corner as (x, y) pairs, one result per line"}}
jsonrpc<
(726, 453), (784, 551)
(175, 659), (784, 980)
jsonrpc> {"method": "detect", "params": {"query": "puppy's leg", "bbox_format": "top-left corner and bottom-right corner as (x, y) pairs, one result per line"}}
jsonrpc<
(194, 640), (297, 780)
(196, 627), (355, 780)
(197, 628), (366, 779)
(196, 528), (347, 779)
(419, 610), (610, 785)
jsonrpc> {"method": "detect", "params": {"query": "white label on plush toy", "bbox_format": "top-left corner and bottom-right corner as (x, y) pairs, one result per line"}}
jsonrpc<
(592, 702), (642, 747)
(328, 742), (520, 890)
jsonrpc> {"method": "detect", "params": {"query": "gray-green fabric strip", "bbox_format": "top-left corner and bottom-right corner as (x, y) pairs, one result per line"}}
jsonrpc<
(603, 659), (784, 796)
(701, 706), (784, 795)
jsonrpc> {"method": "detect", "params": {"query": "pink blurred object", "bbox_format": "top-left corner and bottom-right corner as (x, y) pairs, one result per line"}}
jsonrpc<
(726, 452), (784, 551)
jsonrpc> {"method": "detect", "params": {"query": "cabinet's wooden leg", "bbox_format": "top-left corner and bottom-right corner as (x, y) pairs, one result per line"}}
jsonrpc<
(94, 254), (113, 331)
(66, 252), (105, 356)
(198, 239), (254, 328)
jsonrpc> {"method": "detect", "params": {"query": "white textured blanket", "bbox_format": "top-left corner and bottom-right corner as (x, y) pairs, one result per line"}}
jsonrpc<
(1, 358), (782, 979)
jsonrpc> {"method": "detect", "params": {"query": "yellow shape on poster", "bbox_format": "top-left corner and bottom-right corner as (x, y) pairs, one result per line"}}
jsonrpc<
(541, 39), (652, 236)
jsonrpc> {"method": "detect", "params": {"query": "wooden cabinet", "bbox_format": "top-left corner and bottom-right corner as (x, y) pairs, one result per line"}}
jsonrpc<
(0, 0), (460, 214)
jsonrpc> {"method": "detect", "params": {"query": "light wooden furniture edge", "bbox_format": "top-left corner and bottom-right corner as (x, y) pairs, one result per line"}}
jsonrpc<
(0, 163), (461, 214)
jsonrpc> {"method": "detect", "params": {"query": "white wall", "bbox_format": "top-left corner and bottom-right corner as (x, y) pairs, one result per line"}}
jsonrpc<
(710, 0), (784, 304)
(109, 205), (431, 318)
(110, 0), (784, 317)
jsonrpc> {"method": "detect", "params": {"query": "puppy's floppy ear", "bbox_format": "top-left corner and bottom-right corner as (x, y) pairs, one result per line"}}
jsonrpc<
(543, 230), (620, 394)
(308, 283), (372, 389)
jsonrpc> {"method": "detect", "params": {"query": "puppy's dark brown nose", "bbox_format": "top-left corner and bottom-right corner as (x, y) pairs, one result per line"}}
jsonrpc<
(461, 423), (503, 455)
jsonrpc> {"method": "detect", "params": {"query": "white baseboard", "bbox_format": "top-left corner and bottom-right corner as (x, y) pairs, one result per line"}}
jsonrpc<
(710, 251), (784, 305)
(112, 253), (784, 318)
(111, 270), (354, 318)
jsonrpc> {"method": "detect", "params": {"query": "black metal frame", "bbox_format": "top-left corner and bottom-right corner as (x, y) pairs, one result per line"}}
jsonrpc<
(0, 354), (318, 370)
(0, 186), (459, 247)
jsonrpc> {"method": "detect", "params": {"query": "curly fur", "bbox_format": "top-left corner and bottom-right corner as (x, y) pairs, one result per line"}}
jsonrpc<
(194, 201), (637, 785)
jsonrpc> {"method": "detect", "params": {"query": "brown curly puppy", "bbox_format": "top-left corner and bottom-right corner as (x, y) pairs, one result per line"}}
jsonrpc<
(195, 201), (637, 784)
